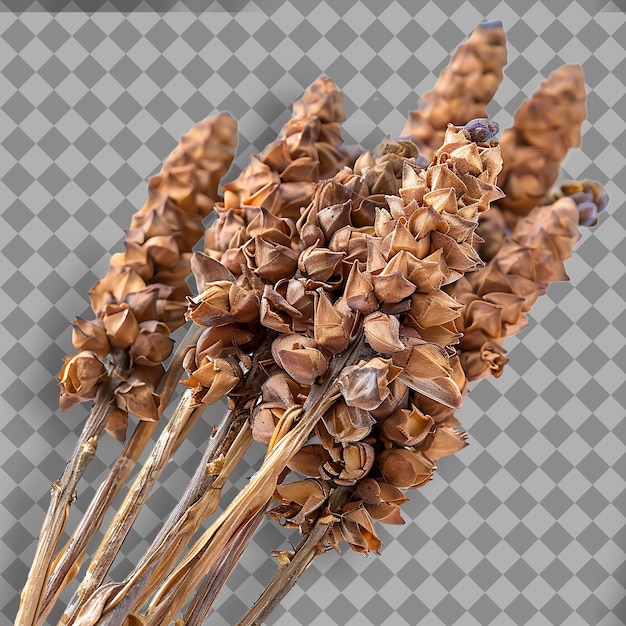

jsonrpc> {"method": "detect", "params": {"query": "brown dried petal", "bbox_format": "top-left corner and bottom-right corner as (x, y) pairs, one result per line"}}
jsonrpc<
(115, 381), (160, 422)
(344, 262), (378, 314)
(322, 399), (375, 444)
(409, 290), (463, 328)
(183, 356), (242, 405)
(317, 199), (352, 239)
(408, 249), (449, 293)
(89, 265), (147, 313)
(195, 324), (255, 361)
(102, 303), (139, 349)
(190, 251), (235, 293)
(274, 479), (330, 526)
(251, 405), (283, 445)
(365, 502), (405, 525)
(427, 163), (467, 197)
(244, 237), (298, 284)
(380, 405), (435, 446)
(298, 246), (345, 283)
(363, 311), (405, 354)
(260, 285), (302, 333)
(338, 357), (402, 411)
(187, 281), (260, 327)
(393, 341), (463, 409)
(314, 291), (353, 352)
(129, 320), (174, 367)
(59, 351), (107, 399)
(421, 426), (468, 461)
(377, 448), (436, 489)
(272, 334), (328, 385)
(386, 219), (424, 258)
(287, 444), (330, 478)
(339, 503), (382, 554)
(71, 317), (110, 358)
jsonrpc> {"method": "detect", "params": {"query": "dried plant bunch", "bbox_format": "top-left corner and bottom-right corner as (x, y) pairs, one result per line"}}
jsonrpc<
(18, 17), (612, 626)
(402, 20), (507, 161)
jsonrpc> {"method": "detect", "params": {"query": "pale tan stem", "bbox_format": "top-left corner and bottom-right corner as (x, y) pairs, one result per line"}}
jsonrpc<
(38, 325), (202, 624)
(70, 335), (276, 626)
(141, 334), (364, 625)
(16, 363), (123, 626)
(237, 519), (331, 626)
(236, 488), (349, 626)
(60, 388), (203, 626)
(182, 503), (269, 626)
(129, 420), (254, 615)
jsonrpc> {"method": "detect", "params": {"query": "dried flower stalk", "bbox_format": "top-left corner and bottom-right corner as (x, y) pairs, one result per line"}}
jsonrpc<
(497, 64), (587, 222)
(452, 180), (608, 381)
(402, 20), (507, 160)
(17, 114), (238, 626)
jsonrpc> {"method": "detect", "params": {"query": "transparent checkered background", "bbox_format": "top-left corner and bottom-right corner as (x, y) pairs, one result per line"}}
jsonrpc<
(1, 1), (625, 624)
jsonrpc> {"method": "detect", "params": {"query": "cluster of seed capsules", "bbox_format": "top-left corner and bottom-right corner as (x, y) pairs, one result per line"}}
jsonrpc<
(183, 122), (506, 552)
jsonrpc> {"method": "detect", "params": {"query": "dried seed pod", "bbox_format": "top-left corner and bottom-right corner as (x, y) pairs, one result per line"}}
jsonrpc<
(377, 448), (436, 490)
(58, 352), (108, 408)
(271, 334), (328, 385)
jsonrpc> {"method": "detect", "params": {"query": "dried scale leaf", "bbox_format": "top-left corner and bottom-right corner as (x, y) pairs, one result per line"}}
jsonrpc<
(452, 185), (607, 382)
(402, 20), (507, 160)
(497, 65), (587, 222)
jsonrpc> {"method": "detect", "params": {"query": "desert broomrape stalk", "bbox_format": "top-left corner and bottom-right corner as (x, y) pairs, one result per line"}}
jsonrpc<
(16, 20), (611, 626)
(16, 114), (238, 626)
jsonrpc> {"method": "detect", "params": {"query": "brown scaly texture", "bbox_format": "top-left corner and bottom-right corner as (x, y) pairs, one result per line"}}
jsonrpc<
(496, 64), (587, 223)
(451, 181), (608, 382)
(58, 114), (238, 440)
(401, 20), (507, 161)
(204, 76), (355, 275)
(183, 124), (503, 557)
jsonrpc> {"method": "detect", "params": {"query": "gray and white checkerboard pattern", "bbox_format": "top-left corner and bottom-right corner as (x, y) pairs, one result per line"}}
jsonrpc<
(1, 1), (625, 624)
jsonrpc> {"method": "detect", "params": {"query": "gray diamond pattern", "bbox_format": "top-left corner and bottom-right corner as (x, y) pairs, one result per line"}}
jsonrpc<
(1, 2), (625, 625)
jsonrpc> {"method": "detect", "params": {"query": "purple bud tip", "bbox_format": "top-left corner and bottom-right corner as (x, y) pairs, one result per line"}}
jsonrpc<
(464, 118), (500, 143)
(480, 19), (503, 29)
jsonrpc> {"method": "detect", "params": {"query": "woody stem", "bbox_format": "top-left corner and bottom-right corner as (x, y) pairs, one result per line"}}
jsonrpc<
(15, 350), (129, 626)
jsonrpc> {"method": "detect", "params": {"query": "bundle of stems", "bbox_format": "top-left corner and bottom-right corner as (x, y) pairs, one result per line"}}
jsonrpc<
(18, 21), (609, 626)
